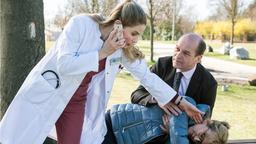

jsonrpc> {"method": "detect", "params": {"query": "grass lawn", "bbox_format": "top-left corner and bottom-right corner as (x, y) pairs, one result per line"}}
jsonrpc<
(212, 84), (256, 139)
(108, 73), (256, 140)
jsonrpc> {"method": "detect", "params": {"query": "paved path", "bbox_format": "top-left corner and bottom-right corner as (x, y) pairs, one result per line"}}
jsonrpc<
(201, 57), (256, 80)
(145, 43), (256, 84)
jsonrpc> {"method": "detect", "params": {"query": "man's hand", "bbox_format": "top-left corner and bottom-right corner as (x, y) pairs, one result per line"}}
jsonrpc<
(159, 102), (182, 116)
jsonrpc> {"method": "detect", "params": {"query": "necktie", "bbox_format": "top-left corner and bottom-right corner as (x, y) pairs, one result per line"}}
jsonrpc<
(173, 72), (183, 92)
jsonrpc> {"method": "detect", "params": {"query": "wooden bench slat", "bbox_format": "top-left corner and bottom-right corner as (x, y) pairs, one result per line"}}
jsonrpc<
(228, 139), (256, 144)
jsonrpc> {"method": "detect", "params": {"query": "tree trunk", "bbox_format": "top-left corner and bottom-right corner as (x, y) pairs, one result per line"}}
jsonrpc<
(230, 20), (235, 45)
(0, 0), (45, 118)
(150, 18), (154, 62)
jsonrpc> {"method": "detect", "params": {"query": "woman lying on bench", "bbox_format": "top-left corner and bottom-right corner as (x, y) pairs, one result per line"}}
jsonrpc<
(103, 97), (230, 144)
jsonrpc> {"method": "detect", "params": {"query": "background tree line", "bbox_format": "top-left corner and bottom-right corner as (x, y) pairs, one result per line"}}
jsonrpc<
(49, 0), (256, 44)
(195, 0), (256, 43)
(46, 0), (256, 61)
(49, 0), (192, 41)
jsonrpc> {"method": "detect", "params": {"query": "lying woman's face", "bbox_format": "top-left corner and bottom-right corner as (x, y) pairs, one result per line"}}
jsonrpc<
(188, 120), (218, 144)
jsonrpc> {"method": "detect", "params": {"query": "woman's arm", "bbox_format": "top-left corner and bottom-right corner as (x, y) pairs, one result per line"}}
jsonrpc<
(122, 56), (203, 123)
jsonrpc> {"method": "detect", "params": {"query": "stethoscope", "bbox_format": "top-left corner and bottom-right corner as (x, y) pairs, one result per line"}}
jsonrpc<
(41, 70), (60, 89)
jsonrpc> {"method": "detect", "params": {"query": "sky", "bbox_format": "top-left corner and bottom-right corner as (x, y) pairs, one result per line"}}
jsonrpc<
(43, 0), (254, 21)
(43, 0), (211, 20)
(43, 0), (67, 20)
(182, 0), (211, 20)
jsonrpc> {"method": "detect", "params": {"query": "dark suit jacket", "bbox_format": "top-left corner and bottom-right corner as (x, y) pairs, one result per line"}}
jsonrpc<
(131, 56), (217, 113)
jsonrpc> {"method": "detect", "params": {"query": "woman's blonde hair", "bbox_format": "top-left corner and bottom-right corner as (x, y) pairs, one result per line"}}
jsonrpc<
(89, 0), (146, 62)
(208, 120), (230, 144)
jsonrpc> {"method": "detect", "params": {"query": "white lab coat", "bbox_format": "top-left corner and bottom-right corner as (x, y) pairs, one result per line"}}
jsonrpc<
(0, 15), (176, 144)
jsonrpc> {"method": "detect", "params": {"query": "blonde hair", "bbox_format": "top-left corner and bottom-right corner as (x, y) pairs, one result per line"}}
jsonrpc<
(89, 0), (146, 62)
(208, 120), (230, 144)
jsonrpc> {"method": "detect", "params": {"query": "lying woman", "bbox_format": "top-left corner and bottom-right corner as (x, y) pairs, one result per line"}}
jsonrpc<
(103, 97), (230, 144)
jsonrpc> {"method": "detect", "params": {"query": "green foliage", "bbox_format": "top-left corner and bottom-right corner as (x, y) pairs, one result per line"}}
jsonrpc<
(157, 21), (172, 40)
(144, 20), (184, 41)
(142, 25), (150, 40)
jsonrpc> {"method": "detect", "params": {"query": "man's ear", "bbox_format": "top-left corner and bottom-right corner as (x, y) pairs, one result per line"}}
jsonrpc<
(196, 55), (203, 63)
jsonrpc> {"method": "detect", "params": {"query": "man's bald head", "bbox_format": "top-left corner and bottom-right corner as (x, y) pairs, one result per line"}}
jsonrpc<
(178, 33), (206, 56)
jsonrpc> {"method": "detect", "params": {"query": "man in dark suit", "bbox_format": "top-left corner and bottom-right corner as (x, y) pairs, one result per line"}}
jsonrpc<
(128, 33), (217, 143)
(102, 33), (217, 144)
(131, 33), (217, 115)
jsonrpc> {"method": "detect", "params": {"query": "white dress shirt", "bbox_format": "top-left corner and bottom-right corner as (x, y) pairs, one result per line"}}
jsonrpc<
(176, 65), (197, 96)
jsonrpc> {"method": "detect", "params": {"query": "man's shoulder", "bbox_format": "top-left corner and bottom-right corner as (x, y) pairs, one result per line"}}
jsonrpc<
(155, 56), (174, 71)
(197, 63), (217, 84)
(157, 56), (173, 64)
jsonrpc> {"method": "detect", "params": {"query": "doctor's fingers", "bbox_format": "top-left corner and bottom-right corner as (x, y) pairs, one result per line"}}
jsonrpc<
(169, 103), (182, 114)
(192, 114), (203, 124)
(112, 38), (125, 50)
(104, 38), (124, 51)
(117, 39), (126, 47)
(108, 29), (118, 40)
(161, 106), (171, 116)
(166, 105), (179, 116)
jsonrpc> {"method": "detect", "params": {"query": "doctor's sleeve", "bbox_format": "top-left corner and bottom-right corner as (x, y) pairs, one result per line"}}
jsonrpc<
(131, 59), (166, 106)
(55, 16), (99, 76)
(121, 54), (177, 106)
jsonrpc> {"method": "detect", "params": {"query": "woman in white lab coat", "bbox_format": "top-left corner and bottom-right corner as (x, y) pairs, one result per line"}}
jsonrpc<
(0, 0), (203, 144)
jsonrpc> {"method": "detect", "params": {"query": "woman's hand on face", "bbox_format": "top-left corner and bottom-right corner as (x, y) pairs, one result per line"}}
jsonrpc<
(99, 29), (126, 60)
(160, 114), (171, 134)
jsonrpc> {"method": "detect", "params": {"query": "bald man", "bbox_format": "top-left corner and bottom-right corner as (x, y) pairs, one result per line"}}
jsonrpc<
(131, 33), (217, 114)
(103, 33), (217, 144)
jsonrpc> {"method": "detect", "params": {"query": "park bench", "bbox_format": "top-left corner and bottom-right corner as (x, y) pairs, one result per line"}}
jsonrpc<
(44, 138), (256, 144)
(227, 139), (256, 144)
(45, 128), (256, 144)
(46, 128), (256, 144)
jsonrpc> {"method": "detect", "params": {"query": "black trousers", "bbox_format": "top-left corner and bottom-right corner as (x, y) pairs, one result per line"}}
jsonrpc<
(102, 110), (118, 144)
